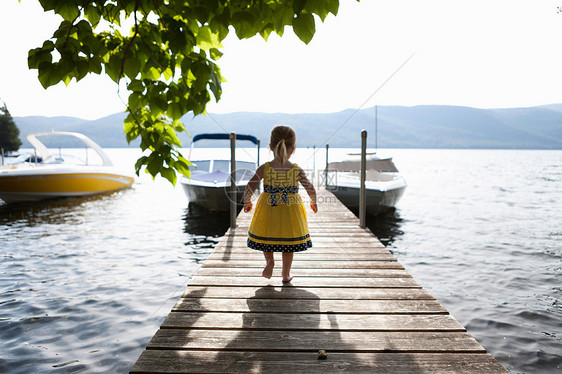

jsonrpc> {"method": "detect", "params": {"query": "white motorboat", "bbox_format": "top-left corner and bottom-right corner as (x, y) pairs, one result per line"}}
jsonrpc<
(179, 133), (259, 212)
(326, 154), (407, 216)
(0, 131), (134, 203)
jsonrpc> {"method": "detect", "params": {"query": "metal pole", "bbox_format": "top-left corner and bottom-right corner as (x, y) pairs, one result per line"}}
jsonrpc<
(257, 139), (261, 194)
(1, 148), (4, 166)
(359, 130), (367, 228)
(230, 132), (237, 228)
(312, 145), (316, 183)
(257, 140), (260, 168)
(325, 144), (329, 188)
(375, 105), (378, 152)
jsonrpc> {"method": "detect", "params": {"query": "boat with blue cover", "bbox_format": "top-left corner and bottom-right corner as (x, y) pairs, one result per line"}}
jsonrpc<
(179, 133), (259, 212)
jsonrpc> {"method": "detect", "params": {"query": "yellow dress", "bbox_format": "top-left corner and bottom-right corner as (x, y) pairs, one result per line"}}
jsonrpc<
(247, 162), (312, 252)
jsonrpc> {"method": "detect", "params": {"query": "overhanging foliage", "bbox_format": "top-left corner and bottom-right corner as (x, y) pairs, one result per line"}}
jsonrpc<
(28, 0), (340, 184)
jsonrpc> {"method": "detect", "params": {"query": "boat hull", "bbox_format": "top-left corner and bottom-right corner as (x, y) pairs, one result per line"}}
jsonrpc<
(0, 170), (134, 203)
(328, 184), (406, 216)
(180, 181), (246, 212)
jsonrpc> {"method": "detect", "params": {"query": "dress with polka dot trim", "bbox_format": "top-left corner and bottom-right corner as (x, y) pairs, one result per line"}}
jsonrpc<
(247, 238), (312, 253)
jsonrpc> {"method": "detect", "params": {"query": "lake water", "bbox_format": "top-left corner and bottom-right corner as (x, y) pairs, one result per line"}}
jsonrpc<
(0, 147), (560, 373)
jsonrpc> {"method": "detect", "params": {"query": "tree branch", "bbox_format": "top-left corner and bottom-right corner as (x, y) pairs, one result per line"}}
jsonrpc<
(62, 1), (93, 50)
(119, 0), (140, 81)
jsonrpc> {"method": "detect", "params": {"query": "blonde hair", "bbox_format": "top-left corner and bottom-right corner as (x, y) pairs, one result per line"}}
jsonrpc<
(270, 125), (296, 164)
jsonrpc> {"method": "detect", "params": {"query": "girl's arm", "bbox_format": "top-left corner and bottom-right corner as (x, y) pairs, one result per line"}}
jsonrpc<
(298, 166), (318, 213)
(243, 164), (265, 213)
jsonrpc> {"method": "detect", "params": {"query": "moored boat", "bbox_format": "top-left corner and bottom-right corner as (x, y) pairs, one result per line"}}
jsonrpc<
(0, 131), (134, 203)
(326, 154), (407, 216)
(179, 133), (259, 212)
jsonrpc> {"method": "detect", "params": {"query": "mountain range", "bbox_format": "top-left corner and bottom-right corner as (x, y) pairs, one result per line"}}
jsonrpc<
(13, 104), (562, 149)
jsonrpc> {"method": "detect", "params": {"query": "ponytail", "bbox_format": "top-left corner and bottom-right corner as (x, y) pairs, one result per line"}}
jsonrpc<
(273, 139), (288, 164)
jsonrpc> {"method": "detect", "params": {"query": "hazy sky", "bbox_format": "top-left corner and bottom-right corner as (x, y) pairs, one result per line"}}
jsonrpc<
(1, 0), (561, 120)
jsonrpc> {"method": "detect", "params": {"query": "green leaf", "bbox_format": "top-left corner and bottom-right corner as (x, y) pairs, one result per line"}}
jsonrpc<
(326, 0), (340, 16)
(128, 79), (144, 92)
(103, 4), (121, 26)
(54, 3), (80, 22)
(28, 46), (53, 69)
(160, 167), (177, 185)
(123, 55), (141, 78)
(123, 116), (136, 135)
(62, 74), (72, 86)
(271, 7), (294, 32)
(146, 156), (162, 178)
(89, 57), (103, 74)
(106, 54), (122, 82)
(76, 60), (89, 81)
(163, 67), (174, 81)
(259, 27), (272, 41)
(37, 61), (62, 88)
(142, 66), (161, 80)
(128, 92), (143, 109)
(168, 102), (184, 121)
(196, 26), (223, 50)
(209, 48), (223, 61)
(84, 4), (101, 28)
(293, 13), (316, 44)
(173, 157), (192, 177)
(293, 0), (307, 14)
(134, 156), (149, 175)
(76, 20), (93, 39)
(232, 11), (257, 39)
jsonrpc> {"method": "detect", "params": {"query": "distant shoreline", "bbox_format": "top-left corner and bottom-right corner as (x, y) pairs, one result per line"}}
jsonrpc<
(14, 104), (562, 150)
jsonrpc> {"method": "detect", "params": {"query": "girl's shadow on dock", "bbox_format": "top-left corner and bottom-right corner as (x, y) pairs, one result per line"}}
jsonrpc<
(212, 285), (424, 372)
(211, 285), (373, 372)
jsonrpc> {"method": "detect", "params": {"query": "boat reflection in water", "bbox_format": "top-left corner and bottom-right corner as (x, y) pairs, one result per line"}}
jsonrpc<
(182, 202), (237, 247)
(364, 207), (405, 247)
(0, 191), (128, 226)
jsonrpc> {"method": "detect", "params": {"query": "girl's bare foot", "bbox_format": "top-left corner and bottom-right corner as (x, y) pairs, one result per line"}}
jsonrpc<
(262, 260), (274, 279)
(282, 273), (293, 283)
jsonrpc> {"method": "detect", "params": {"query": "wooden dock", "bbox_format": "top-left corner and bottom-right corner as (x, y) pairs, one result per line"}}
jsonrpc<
(131, 189), (507, 373)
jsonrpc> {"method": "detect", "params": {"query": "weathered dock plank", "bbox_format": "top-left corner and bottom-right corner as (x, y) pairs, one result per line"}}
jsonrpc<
(146, 329), (485, 352)
(132, 351), (507, 374)
(195, 267), (411, 277)
(207, 252), (398, 261)
(172, 298), (448, 314)
(180, 286), (435, 300)
(131, 189), (507, 373)
(161, 312), (465, 331)
(201, 260), (404, 269)
(187, 276), (420, 288)
(212, 246), (389, 253)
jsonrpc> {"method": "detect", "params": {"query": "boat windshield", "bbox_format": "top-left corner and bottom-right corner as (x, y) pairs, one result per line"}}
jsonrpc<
(237, 161), (255, 172)
(193, 160), (211, 172)
(191, 160), (256, 174)
(235, 161), (256, 181)
(211, 160), (255, 174)
(212, 160), (230, 173)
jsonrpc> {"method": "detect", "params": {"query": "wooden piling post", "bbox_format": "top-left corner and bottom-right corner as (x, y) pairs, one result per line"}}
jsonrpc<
(360, 130), (367, 228)
(230, 132), (237, 228)
(325, 144), (329, 188)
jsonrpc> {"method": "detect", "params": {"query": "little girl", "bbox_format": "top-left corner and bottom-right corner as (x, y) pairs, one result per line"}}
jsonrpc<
(243, 125), (318, 283)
